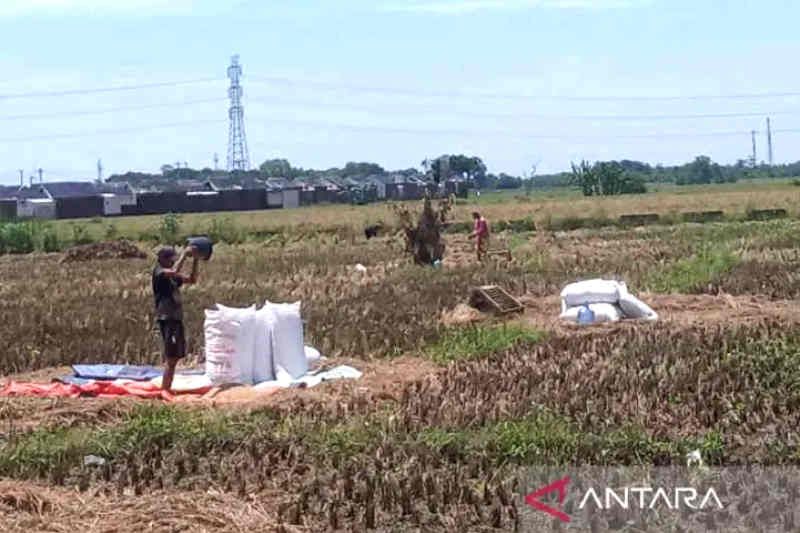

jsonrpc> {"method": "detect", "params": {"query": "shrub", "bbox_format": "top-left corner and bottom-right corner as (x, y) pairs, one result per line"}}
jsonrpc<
(206, 216), (244, 244)
(0, 222), (35, 254)
(158, 213), (181, 244)
(105, 223), (118, 240)
(41, 228), (61, 252)
(70, 224), (92, 245)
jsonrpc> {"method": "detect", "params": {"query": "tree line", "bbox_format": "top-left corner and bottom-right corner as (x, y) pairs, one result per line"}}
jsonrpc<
(108, 154), (800, 197)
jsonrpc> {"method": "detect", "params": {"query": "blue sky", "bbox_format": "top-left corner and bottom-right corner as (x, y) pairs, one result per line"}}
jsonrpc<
(1, 0), (799, 184)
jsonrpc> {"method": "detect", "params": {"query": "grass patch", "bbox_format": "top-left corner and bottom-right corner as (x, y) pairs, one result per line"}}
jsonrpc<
(645, 244), (740, 293)
(426, 324), (544, 364)
(419, 410), (726, 466)
(288, 416), (386, 459)
(0, 405), (251, 478)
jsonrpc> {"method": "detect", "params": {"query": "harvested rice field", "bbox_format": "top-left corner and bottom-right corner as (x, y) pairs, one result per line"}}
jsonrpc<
(2, 205), (800, 531)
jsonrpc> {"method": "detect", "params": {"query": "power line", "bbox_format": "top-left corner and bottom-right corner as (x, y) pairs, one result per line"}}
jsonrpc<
(249, 75), (800, 102)
(4, 111), (800, 145)
(0, 118), (226, 143)
(0, 77), (222, 101)
(0, 72), (797, 103)
(5, 92), (799, 124)
(243, 95), (800, 122)
(257, 116), (774, 140)
(0, 97), (224, 121)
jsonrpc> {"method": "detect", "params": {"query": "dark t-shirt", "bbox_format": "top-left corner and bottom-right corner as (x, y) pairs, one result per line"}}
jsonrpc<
(152, 265), (183, 321)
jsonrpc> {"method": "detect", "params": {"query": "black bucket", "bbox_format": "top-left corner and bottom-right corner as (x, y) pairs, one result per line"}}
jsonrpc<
(187, 236), (213, 261)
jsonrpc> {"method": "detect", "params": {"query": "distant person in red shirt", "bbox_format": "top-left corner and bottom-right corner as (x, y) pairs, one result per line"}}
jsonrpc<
(470, 211), (490, 261)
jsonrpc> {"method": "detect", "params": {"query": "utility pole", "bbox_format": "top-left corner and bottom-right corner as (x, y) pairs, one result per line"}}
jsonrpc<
(97, 159), (103, 182)
(38, 168), (43, 184)
(18, 169), (23, 188)
(750, 130), (757, 168)
(766, 118), (773, 166)
(214, 153), (219, 171)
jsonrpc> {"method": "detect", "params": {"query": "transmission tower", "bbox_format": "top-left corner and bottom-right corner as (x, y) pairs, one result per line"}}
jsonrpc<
(750, 130), (757, 167)
(226, 55), (250, 172)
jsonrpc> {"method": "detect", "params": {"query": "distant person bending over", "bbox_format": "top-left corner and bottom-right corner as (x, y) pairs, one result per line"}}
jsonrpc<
(152, 245), (199, 392)
(470, 211), (490, 261)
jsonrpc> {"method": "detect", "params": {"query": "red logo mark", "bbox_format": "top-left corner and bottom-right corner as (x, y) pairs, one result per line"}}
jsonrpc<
(525, 476), (571, 523)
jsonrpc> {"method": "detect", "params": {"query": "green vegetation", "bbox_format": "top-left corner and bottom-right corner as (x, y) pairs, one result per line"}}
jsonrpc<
(426, 324), (543, 364)
(419, 410), (726, 466)
(206, 216), (245, 244)
(0, 220), (67, 254)
(0, 405), (247, 478)
(157, 213), (182, 244)
(570, 160), (648, 196)
(646, 243), (740, 293)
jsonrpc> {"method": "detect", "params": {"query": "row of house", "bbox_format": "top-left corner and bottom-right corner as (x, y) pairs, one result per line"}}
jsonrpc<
(0, 174), (469, 221)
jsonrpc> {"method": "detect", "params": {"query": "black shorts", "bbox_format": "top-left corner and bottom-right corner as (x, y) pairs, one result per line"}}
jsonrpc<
(158, 319), (186, 360)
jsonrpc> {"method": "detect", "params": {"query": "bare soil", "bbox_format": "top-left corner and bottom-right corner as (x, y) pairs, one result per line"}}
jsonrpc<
(60, 240), (148, 263)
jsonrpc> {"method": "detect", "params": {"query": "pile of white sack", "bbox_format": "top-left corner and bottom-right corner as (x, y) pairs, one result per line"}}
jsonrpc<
(204, 300), (321, 386)
(559, 279), (658, 324)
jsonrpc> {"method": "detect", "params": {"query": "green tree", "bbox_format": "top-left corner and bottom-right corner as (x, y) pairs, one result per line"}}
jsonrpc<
(259, 158), (295, 178)
(342, 162), (385, 177)
(570, 160), (646, 196)
(570, 160), (597, 196)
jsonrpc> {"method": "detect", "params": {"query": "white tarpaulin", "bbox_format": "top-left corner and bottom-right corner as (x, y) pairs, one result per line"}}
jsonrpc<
(253, 365), (362, 390)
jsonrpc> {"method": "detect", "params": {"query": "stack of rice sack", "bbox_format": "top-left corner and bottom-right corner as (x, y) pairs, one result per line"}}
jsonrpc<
(559, 279), (658, 324)
(203, 300), (312, 386)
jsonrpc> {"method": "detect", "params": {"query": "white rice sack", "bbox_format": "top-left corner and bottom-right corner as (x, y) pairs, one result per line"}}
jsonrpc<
(214, 304), (257, 385)
(617, 288), (658, 321)
(560, 303), (622, 324)
(252, 305), (276, 383)
(561, 279), (623, 307)
(203, 309), (242, 385)
(265, 300), (307, 383)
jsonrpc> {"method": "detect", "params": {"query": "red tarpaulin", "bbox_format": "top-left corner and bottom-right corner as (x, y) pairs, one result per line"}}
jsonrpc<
(0, 380), (213, 401)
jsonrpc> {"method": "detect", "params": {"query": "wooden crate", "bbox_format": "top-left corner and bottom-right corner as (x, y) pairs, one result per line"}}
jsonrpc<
(469, 285), (524, 315)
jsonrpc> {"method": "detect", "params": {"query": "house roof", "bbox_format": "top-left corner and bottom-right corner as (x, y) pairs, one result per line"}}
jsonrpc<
(20, 181), (133, 199)
(265, 177), (290, 191)
(14, 187), (50, 200)
(0, 185), (21, 200)
(40, 181), (99, 198)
